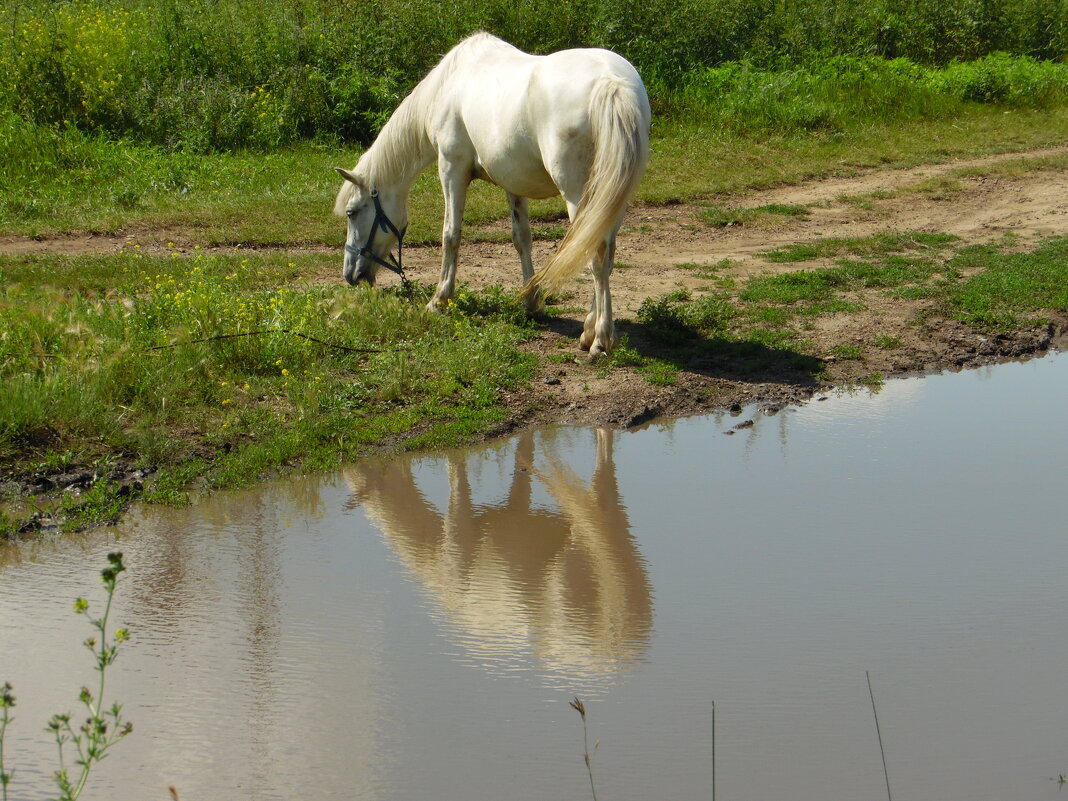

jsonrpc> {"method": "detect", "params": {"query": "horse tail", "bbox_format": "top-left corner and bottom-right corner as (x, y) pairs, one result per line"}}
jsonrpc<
(521, 75), (649, 299)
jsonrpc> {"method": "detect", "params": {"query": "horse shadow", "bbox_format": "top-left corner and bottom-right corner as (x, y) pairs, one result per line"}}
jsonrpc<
(539, 311), (825, 389)
(343, 427), (652, 681)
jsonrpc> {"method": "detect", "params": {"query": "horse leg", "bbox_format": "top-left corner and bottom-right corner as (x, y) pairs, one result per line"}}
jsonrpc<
(548, 190), (616, 357)
(581, 236), (618, 358)
(547, 195), (600, 353)
(427, 159), (471, 311)
(508, 192), (539, 312)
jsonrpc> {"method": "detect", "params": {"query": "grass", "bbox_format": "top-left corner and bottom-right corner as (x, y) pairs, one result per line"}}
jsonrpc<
(626, 232), (1068, 386)
(0, 250), (536, 530)
(760, 232), (959, 263)
(947, 237), (1068, 328)
(4, 51), (1068, 241)
(831, 344), (864, 360)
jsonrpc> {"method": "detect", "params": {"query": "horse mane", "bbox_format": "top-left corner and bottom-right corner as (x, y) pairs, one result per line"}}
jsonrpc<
(334, 33), (503, 216)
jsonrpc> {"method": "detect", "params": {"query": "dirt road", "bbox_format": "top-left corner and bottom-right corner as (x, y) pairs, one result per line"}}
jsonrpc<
(4, 146), (1067, 429)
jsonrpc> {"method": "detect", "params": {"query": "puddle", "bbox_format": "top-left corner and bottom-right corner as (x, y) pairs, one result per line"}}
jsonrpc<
(2, 354), (1067, 801)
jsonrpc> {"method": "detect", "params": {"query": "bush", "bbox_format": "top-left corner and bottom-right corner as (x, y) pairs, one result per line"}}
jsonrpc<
(937, 52), (1068, 106)
(0, 0), (1066, 151)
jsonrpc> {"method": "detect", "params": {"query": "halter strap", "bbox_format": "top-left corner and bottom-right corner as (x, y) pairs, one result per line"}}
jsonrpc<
(345, 189), (409, 284)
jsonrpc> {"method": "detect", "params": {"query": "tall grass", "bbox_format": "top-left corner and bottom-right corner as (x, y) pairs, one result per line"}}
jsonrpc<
(670, 54), (1068, 132)
(3, 51), (1068, 236)
(1, 0), (1066, 152)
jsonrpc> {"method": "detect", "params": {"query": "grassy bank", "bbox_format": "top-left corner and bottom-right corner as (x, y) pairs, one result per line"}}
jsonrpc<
(4, 103), (1068, 245)
(0, 251), (537, 531)
(3, 1), (1068, 533)
(4, 226), (1067, 535)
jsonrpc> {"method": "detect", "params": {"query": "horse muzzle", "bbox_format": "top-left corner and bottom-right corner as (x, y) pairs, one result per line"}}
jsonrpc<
(343, 248), (376, 286)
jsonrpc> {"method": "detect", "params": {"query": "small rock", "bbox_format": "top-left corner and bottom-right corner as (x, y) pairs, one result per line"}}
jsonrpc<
(544, 377), (562, 386)
(734, 419), (755, 430)
(30, 475), (56, 491)
(17, 514), (42, 534)
(55, 471), (93, 489)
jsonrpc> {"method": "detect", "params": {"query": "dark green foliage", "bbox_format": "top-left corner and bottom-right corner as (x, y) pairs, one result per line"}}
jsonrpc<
(1, 0), (1067, 152)
(637, 292), (736, 344)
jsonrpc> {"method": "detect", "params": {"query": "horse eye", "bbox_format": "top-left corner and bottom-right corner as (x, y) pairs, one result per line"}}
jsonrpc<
(346, 208), (357, 218)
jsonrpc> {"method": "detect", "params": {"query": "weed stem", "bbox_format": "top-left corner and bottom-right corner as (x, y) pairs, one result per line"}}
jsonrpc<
(867, 671), (892, 801)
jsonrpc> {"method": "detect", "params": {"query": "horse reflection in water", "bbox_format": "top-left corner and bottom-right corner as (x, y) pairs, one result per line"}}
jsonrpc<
(345, 428), (652, 681)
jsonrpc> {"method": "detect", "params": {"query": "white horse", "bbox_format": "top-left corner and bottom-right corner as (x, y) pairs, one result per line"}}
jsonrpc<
(334, 32), (650, 356)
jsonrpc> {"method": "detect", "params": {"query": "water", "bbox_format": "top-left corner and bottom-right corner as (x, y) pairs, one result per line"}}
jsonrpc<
(2, 354), (1067, 801)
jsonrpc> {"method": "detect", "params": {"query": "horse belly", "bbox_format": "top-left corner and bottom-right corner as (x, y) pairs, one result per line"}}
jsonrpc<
(479, 156), (558, 198)
(458, 79), (561, 198)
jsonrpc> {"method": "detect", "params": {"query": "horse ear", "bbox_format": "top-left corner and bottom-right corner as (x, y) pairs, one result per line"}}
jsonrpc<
(335, 167), (363, 187)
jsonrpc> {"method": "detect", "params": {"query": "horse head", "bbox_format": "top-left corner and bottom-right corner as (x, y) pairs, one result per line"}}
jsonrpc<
(334, 169), (408, 286)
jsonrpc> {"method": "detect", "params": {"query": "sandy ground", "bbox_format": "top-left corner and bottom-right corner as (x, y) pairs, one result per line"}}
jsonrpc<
(4, 145), (1067, 431)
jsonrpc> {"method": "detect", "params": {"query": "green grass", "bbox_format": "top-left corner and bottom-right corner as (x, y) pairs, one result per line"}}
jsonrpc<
(873, 334), (903, 349)
(4, 46), (1068, 241)
(698, 203), (809, 227)
(831, 344), (864, 360)
(0, 250), (537, 522)
(742, 254), (952, 306)
(947, 237), (1068, 328)
(628, 233), (1068, 383)
(760, 232), (959, 263)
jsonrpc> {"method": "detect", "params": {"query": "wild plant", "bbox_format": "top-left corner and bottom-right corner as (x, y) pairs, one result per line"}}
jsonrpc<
(2, 0), (1067, 151)
(569, 697), (599, 801)
(0, 552), (132, 801)
(0, 682), (13, 801)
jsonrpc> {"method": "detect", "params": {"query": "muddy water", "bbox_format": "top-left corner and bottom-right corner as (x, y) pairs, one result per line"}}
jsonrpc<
(2, 354), (1068, 801)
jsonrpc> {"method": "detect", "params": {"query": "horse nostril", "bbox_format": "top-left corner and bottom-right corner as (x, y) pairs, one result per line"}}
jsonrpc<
(346, 270), (374, 287)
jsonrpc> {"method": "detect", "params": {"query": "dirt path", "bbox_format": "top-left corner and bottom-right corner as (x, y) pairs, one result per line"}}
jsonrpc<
(5, 146), (1068, 429)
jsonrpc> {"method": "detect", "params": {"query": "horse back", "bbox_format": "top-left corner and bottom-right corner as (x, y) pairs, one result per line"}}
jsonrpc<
(434, 40), (647, 198)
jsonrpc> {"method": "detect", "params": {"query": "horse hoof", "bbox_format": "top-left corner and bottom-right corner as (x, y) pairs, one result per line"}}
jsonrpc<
(586, 344), (611, 362)
(523, 289), (545, 315)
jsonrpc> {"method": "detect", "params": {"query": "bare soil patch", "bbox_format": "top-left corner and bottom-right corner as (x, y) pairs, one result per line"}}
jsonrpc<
(4, 146), (1067, 432)
(457, 147), (1068, 429)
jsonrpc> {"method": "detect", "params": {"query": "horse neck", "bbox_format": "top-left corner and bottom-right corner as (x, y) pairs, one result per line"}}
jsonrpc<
(359, 91), (436, 193)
